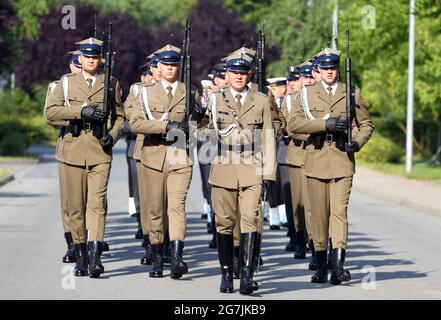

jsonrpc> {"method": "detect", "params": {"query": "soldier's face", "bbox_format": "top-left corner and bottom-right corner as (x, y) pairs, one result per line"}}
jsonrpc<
(69, 64), (82, 74)
(270, 85), (287, 99)
(301, 76), (315, 86)
(151, 67), (162, 81)
(141, 74), (152, 83)
(158, 62), (179, 83)
(320, 66), (339, 85)
(79, 55), (100, 74)
(227, 71), (249, 92)
(214, 76), (227, 88)
(288, 80), (301, 93)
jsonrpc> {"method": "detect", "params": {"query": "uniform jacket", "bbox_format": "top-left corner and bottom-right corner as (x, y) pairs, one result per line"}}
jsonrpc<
(208, 87), (277, 189)
(289, 81), (374, 179)
(45, 72), (125, 167)
(129, 81), (193, 171)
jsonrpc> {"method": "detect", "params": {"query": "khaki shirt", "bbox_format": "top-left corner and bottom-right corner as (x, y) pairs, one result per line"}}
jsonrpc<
(45, 72), (125, 167)
(289, 81), (374, 179)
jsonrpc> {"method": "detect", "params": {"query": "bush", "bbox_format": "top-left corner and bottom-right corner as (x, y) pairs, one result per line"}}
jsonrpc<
(357, 132), (404, 163)
(0, 86), (58, 156)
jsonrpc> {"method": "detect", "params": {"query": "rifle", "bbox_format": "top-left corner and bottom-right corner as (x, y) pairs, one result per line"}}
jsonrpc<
(94, 12), (97, 38)
(345, 26), (354, 150)
(102, 22), (115, 137)
(183, 18), (193, 121)
(179, 18), (190, 84)
(257, 23), (266, 94)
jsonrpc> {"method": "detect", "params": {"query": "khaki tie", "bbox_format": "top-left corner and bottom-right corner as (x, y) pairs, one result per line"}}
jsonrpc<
(87, 78), (93, 90)
(167, 86), (173, 104)
(235, 94), (243, 111)
(327, 86), (333, 96)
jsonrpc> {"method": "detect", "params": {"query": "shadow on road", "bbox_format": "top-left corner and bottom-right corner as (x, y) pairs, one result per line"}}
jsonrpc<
(98, 211), (428, 292)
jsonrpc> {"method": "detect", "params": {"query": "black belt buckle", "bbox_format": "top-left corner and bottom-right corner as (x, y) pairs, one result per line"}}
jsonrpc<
(84, 122), (92, 132)
(325, 133), (333, 144)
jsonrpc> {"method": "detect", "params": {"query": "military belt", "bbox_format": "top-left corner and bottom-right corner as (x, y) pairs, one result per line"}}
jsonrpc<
(145, 134), (174, 145)
(292, 138), (304, 147)
(307, 133), (347, 151)
(67, 120), (104, 138)
(219, 142), (255, 153)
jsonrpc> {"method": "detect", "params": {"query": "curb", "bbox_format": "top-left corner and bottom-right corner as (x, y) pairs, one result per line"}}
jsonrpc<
(354, 166), (441, 217)
(0, 173), (15, 187)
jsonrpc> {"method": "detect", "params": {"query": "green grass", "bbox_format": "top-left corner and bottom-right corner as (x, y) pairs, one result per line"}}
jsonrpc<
(0, 168), (12, 180)
(358, 159), (441, 183)
(0, 155), (38, 163)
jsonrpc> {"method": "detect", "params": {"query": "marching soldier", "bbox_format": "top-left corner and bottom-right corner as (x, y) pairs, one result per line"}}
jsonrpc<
(130, 45), (194, 280)
(198, 63), (228, 249)
(205, 50), (276, 295)
(46, 37), (125, 278)
(289, 48), (373, 284)
(43, 50), (82, 264)
(124, 60), (152, 243)
(266, 77), (289, 231)
(126, 62), (152, 240)
(283, 66), (302, 252)
(283, 67), (309, 259)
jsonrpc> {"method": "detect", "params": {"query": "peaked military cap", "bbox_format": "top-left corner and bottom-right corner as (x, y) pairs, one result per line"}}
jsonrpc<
(299, 62), (314, 77)
(69, 50), (82, 68)
(287, 65), (300, 81)
(266, 77), (287, 87)
(76, 37), (103, 57)
(318, 48), (341, 68)
(156, 45), (182, 65)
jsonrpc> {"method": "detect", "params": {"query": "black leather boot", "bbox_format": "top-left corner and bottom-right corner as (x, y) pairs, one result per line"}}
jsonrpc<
(217, 233), (234, 293)
(88, 241), (104, 278)
(233, 246), (240, 279)
(135, 214), (143, 240)
(330, 248), (351, 285)
(254, 233), (263, 270)
(308, 240), (318, 270)
(63, 232), (76, 263)
(162, 233), (171, 264)
(102, 241), (110, 252)
(294, 231), (307, 259)
(149, 244), (164, 278)
(140, 234), (152, 265)
(170, 240), (188, 280)
(239, 232), (258, 295)
(285, 236), (297, 252)
(74, 243), (88, 277)
(327, 239), (335, 270)
(311, 250), (328, 283)
(208, 232), (217, 249)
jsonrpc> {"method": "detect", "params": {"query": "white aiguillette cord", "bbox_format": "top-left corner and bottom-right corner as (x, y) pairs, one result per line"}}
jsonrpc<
(210, 92), (237, 137)
(301, 86), (330, 121)
(140, 86), (169, 121)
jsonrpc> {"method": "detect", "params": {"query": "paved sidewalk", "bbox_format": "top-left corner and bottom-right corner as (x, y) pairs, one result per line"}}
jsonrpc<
(354, 166), (441, 216)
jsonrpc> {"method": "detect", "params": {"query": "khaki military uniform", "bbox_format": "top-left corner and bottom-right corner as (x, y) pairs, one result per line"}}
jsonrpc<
(130, 81), (193, 245)
(289, 81), (373, 251)
(282, 92), (309, 235)
(124, 81), (154, 236)
(208, 88), (276, 235)
(46, 72), (125, 244)
(44, 81), (70, 233)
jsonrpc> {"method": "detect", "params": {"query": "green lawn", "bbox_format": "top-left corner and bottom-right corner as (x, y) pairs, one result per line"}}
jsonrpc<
(0, 168), (12, 180)
(358, 159), (441, 183)
(0, 155), (38, 163)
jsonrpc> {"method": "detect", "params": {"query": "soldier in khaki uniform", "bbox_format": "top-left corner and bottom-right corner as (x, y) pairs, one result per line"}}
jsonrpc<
(123, 55), (158, 266)
(205, 52), (276, 295)
(130, 45), (193, 280)
(289, 49), (373, 285)
(46, 38), (125, 278)
(44, 51), (82, 264)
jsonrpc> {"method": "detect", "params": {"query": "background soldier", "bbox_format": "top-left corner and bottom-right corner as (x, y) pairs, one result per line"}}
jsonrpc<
(46, 37), (125, 278)
(289, 48), (373, 285)
(266, 77), (289, 231)
(283, 66), (302, 252)
(130, 45), (193, 280)
(206, 51), (276, 295)
(43, 50), (82, 264)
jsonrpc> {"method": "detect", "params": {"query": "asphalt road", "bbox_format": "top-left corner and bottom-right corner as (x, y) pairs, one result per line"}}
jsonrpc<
(1, 141), (440, 300)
